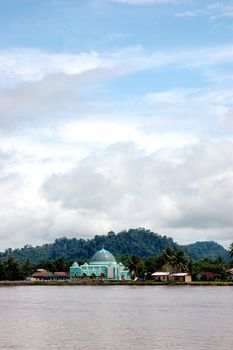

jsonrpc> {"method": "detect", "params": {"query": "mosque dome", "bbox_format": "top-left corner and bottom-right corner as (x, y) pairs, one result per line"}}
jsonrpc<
(90, 248), (117, 265)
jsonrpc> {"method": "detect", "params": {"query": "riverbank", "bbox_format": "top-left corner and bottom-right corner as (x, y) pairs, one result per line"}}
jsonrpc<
(1, 280), (233, 286)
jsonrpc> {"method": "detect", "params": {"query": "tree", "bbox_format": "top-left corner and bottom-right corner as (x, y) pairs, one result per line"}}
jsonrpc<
(4, 257), (24, 280)
(22, 259), (34, 277)
(0, 262), (7, 280)
(125, 255), (146, 278)
(158, 247), (190, 273)
(229, 243), (233, 259)
(159, 246), (176, 271)
(54, 257), (69, 272)
(173, 250), (190, 273)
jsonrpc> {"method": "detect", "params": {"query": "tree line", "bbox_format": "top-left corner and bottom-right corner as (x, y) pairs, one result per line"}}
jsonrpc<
(0, 243), (232, 281)
(0, 257), (71, 281)
(0, 228), (229, 264)
(121, 245), (233, 280)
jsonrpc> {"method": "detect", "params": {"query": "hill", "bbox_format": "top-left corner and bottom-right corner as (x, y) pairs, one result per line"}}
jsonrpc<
(183, 241), (229, 261)
(0, 228), (229, 264)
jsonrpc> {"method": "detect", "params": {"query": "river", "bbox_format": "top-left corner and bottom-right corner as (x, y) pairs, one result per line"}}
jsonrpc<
(0, 285), (232, 349)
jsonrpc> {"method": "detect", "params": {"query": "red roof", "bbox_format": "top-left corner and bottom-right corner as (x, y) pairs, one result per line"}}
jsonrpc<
(54, 272), (69, 277)
(31, 271), (53, 277)
(31, 270), (69, 278)
(200, 272), (221, 278)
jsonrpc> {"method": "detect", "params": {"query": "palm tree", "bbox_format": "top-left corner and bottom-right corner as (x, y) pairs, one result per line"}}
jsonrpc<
(159, 247), (176, 273)
(160, 247), (176, 264)
(229, 243), (233, 259)
(125, 255), (145, 279)
(159, 247), (189, 273)
(173, 250), (190, 273)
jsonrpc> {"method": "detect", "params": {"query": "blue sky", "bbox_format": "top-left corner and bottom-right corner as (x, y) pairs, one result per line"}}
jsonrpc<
(0, 0), (233, 249)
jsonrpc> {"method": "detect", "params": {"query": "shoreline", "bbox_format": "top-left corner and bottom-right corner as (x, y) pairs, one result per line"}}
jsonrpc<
(0, 280), (233, 287)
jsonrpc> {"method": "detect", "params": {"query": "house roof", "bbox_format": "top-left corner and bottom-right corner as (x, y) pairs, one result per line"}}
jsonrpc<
(200, 271), (221, 278)
(31, 271), (53, 277)
(54, 272), (69, 277)
(152, 272), (170, 276)
(171, 273), (190, 277)
(31, 270), (69, 278)
(227, 268), (233, 275)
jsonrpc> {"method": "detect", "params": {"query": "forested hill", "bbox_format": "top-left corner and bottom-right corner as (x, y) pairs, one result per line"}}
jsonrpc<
(0, 228), (229, 264)
(183, 241), (229, 261)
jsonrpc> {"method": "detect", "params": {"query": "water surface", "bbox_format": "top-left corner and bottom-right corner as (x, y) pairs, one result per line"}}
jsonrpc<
(0, 286), (232, 349)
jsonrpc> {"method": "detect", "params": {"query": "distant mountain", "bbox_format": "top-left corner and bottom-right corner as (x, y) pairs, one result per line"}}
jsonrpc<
(182, 241), (229, 261)
(0, 228), (229, 264)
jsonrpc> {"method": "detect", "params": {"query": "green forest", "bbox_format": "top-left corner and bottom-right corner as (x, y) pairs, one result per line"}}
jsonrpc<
(0, 228), (232, 281)
(0, 228), (229, 263)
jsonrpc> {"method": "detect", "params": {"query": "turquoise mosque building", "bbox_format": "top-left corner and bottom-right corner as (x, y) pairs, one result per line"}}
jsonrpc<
(70, 248), (131, 280)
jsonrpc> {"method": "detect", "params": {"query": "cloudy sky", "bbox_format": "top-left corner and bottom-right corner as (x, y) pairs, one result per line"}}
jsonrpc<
(0, 0), (233, 250)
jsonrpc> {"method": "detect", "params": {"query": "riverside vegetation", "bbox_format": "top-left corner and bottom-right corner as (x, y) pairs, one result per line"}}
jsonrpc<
(0, 228), (232, 281)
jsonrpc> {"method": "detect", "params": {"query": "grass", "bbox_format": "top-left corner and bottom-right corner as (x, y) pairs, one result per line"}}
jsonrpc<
(0, 280), (233, 286)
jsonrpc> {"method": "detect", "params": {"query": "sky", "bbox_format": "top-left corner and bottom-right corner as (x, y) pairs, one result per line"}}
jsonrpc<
(0, 0), (233, 250)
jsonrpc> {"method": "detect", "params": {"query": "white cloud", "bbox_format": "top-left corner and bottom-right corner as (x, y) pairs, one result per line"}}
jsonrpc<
(0, 42), (233, 250)
(58, 120), (196, 151)
(2, 135), (233, 249)
(145, 87), (233, 115)
(0, 49), (103, 85)
(176, 2), (233, 19)
(41, 140), (233, 248)
(1, 45), (233, 88)
(0, 45), (233, 136)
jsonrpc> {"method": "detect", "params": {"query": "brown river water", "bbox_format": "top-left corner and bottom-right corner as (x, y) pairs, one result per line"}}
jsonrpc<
(0, 285), (232, 350)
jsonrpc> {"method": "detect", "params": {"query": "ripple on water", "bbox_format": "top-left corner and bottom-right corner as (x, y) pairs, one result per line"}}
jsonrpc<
(0, 286), (232, 350)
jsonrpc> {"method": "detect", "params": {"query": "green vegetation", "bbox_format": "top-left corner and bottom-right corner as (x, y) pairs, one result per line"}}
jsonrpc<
(0, 228), (232, 282)
(121, 248), (231, 280)
(0, 257), (71, 281)
(183, 241), (229, 261)
(0, 228), (229, 264)
(229, 242), (233, 259)
(0, 280), (233, 287)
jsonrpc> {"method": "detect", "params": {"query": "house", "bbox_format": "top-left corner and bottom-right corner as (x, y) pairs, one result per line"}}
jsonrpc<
(30, 269), (54, 281)
(29, 269), (69, 281)
(151, 272), (170, 282)
(196, 271), (222, 281)
(226, 268), (233, 280)
(53, 272), (70, 280)
(171, 273), (192, 283)
(152, 271), (192, 282)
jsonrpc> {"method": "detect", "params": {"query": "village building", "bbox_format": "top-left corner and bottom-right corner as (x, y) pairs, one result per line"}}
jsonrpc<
(152, 271), (192, 282)
(151, 272), (170, 282)
(70, 248), (131, 280)
(30, 269), (69, 281)
(226, 268), (233, 280)
(196, 271), (222, 281)
(171, 272), (192, 283)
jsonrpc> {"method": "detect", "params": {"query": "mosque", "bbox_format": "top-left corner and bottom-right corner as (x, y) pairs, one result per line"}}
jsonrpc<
(70, 248), (131, 280)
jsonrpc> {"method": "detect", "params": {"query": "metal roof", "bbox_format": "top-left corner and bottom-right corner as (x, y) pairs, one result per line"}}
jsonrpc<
(152, 272), (170, 276)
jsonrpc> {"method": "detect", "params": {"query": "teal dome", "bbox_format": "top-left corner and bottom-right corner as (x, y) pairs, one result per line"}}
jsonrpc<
(90, 248), (116, 265)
